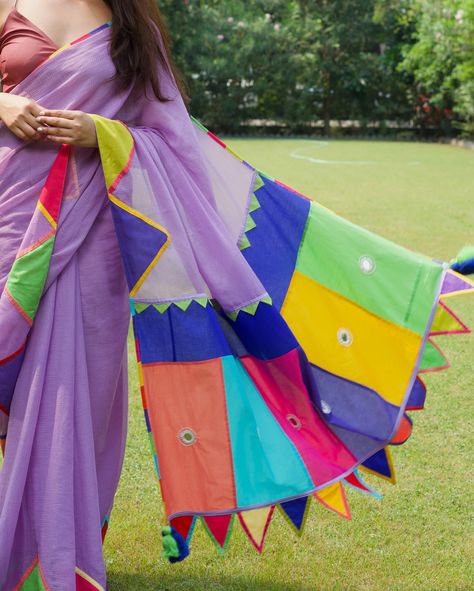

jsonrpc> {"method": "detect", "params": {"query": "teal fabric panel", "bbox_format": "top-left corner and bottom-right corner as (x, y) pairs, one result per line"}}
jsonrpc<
(221, 356), (314, 507)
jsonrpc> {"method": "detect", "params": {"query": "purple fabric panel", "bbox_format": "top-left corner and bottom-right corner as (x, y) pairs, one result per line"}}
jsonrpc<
(0, 218), (129, 589)
(0, 350), (24, 415)
(128, 130), (266, 310)
(0, 30), (131, 585)
(440, 270), (473, 295)
(406, 378), (426, 409)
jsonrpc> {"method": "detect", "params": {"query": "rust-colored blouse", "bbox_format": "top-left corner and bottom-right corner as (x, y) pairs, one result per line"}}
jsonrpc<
(0, 7), (57, 93)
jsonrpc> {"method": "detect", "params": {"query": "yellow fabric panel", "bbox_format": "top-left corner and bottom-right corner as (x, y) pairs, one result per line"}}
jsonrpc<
(314, 481), (350, 519)
(91, 115), (134, 191)
(239, 506), (273, 546)
(431, 303), (465, 333)
(281, 272), (422, 406)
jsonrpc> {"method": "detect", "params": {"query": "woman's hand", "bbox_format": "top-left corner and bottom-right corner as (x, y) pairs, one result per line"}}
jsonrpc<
(0, 93), (45, 140)
(36, 110), (98, 148)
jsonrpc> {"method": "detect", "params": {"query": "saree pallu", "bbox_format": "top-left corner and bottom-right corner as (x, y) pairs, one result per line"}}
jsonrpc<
(0, 24), (472, 591)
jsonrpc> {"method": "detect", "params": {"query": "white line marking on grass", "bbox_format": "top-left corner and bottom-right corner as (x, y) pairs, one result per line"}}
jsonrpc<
(290, 147), (376, 165)
(290, 146), (420, 166)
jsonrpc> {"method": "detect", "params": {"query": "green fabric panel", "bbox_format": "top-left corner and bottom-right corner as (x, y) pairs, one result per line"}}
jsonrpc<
(254, 174), (265, 192)
(420, 340), (447, 370)
(20, 565), (46, 591)
(296, 203), (443, 335)
(245, 215), (256, 232)
(6, 236), (55, 320)
(249, 194), (261, 213)
(239, 234), (251, 250)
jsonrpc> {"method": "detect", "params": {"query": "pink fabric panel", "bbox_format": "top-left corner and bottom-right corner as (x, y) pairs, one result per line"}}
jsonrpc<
(242, 350), (356, 486)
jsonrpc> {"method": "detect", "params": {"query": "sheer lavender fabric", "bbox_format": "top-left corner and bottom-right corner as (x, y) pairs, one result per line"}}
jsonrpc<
(0, 26), (268, 589)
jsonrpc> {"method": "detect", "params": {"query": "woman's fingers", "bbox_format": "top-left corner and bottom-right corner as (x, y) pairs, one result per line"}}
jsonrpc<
(39, 125), (70, 137)
(38, 109), (78, 120)
(16, 120), (40, 139)
(24, 111), (42, 131)
(45, 135), (75, 145)
(10, 125), (28, 141)
(37, 116), (75, 129)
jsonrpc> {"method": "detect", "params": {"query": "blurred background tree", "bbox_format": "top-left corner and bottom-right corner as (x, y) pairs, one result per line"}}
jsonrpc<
(158, 0), (474, 138)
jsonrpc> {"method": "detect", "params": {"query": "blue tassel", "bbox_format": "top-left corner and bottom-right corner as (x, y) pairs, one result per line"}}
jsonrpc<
(450, 245), (474, 276)
(161, 525), (190, 563)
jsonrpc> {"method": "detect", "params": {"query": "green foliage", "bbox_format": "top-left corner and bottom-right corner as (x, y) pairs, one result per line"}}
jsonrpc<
(401, 0), (474, 136)
(158, 1), (474, 137)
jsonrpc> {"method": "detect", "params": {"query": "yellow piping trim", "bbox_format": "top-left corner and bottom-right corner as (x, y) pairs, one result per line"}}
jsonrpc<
(108, 194), (171, 297)
(75, 567), (106, 591)
(37, 201), (57, 229)
(359, 447), (396, 485)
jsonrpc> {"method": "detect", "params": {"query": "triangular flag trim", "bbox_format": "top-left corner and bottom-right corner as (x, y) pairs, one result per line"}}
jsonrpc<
(419, 338), (450, 373)
(225, 295), (273, 321)
(440, 269), (474, 299)
(239, 234), (251, 251)
(360, 447), (396, 484)
(254, 174), (265, 192)
(278, 496), (312, 536)
(314, 481), (351, 520)
(344, 469), (382, 500)
(174, 299), (193, 312)
(430, 300), (470, 336)
(249, 193), (261, 213)
(170, 515), (197, 544)
(238, 506), (275, 554)
(201, 513), (235, 555)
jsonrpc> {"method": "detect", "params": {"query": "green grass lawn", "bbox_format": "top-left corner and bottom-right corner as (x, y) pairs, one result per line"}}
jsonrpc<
(106, 140), (474, 591)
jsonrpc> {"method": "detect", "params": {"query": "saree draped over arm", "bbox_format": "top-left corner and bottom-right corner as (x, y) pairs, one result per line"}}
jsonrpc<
(0, 24), (472, 590)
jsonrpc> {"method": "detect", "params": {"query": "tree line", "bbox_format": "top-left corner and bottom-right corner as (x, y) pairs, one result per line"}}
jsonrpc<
(158, 0), (474, 137)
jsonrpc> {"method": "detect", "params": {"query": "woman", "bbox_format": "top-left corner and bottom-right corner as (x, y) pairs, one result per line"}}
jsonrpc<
(0, 1), (471, 589)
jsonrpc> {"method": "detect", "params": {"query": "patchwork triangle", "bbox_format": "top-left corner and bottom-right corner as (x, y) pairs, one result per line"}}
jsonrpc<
(360, 447), (396, 484)
(202, 514), (234, 554)
(440, 270), (474, 298)
(419, 339), (449, 372)
(344, 469), (382, 499)
(5, 235), (55, 321)
(238, 506), (275, 553)
(279, 496), (311, 535)
(430, 301), (469, 335)
(170, 515), (197, 543)
(109, 198), (169, 296)
(314, 482), (351, 519)
(390, 414), (413, 445)
(18, 562), (46, 591)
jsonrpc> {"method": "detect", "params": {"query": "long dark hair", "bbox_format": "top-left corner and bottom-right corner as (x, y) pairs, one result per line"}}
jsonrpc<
(104, 0), (188, 104)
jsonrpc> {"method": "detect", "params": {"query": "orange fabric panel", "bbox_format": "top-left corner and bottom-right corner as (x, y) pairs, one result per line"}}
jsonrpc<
(142, 359), (236, 516)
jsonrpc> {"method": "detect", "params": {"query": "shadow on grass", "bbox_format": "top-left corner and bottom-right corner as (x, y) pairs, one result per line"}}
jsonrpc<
(108, 572), (309, 591)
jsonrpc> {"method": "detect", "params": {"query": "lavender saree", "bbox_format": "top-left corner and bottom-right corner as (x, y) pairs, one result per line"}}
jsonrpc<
(0, 23), (472, 591)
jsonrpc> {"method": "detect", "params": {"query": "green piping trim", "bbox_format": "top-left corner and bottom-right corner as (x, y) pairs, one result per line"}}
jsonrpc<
(133, 298), (209, 315)
(226, 295), (273, 321)
(201, 513), (235, 556)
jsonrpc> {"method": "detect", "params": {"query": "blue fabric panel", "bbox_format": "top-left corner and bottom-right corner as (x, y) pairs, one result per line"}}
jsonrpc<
(243, 178), (311, 310)
(0, 348), (25, 413)
(309, 364), (399, 445)
(222, 356), (314, 507)
(110, 201), (168, 291)
(143, 408), (152, 433)
(135, 302), (231, 363)
(280, 497), (309, 530)
(227, 303), (298, 360)
(406, 378), (426, 409)
(362, 448), (392, 478)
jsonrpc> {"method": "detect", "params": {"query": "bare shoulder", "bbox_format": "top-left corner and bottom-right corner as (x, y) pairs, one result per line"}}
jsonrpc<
(0, 0), (14, 31)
